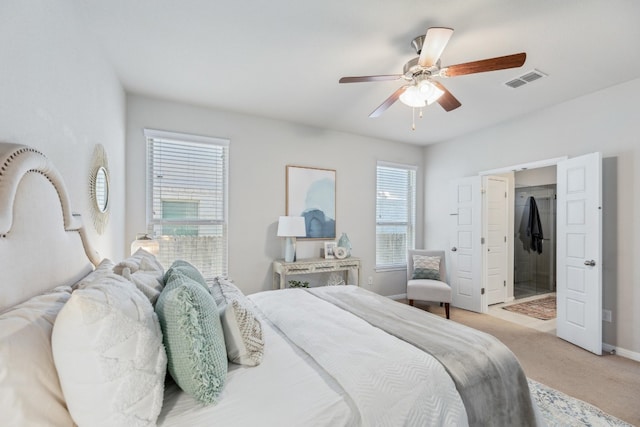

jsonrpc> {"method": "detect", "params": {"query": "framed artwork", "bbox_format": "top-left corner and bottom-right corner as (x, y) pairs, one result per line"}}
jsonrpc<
(286, 165), (336, 239)
(324, 241), (337, 259)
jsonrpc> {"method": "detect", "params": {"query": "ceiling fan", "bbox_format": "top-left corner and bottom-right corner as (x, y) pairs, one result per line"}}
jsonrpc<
(339, 27), (526, 119)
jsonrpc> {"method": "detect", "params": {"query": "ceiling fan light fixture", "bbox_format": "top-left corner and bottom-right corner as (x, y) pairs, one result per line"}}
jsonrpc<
(419, 80), (445, 105)
(399, 86), (426, 108)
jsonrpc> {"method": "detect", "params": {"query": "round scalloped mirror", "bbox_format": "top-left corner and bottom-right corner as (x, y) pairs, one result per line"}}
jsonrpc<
(89, 144), (110, 234)
(94, 166), (109, 213)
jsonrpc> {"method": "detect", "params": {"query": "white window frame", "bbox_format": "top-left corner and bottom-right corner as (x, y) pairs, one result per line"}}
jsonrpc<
(143, 128), (229, 278)
(375, 161), (417, 271)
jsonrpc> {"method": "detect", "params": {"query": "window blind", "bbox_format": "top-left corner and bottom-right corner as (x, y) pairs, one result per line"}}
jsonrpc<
(376, 162), (416, 269)
(144, 129), (229, 282)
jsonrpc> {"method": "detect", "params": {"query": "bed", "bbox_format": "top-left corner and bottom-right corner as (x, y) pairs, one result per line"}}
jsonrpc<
(0, 142), (543, 426)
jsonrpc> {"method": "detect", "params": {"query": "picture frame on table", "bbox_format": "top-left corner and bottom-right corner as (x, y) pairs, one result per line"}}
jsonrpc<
(286, 165), (336, 239)
(323, 241), (337, 259)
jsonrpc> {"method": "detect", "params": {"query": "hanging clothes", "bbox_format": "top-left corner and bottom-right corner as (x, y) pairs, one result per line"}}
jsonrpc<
(527, 196), (544, 254)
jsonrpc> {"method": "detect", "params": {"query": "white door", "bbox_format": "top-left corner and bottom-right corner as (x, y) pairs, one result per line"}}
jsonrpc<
(483, 176), (508, 305)
(449, 177), (485, 313)
(557, 152), (602, 355)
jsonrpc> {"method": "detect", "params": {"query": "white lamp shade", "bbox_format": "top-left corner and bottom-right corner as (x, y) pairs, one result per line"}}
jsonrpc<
(399, 86), (426, 108)
(277, 216), (306, 237)
(419, 80), (445, 105)
(131, 234), (160, 255)
(399, 81), (444, 107)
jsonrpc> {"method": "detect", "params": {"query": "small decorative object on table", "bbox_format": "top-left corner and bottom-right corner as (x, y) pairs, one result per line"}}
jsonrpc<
(288, 280), (309, 288)
(323, 241), (337, 259)
(334, 246), (348, 259)
(337, 232), (352, 257)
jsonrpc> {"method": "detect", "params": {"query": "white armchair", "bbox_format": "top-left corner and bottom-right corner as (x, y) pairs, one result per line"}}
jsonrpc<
(407, 249), (452, 319)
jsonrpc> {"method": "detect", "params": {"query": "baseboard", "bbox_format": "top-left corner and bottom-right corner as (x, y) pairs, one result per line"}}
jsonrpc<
(603, 342), (640, 362)
(387, 293), (407, 301)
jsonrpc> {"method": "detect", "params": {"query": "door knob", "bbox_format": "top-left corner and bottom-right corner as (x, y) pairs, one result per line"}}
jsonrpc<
(451, 247), (457, 252)
(584, 260), (596, 267)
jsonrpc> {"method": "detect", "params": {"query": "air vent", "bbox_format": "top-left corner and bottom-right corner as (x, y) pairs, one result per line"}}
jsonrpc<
(505, 79), (527, 89)
(504, 69), (547, 89)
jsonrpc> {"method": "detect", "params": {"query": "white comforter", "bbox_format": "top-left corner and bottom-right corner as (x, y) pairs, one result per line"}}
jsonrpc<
(159, 288), (468, 426)
(251, 289), (468, 426)
(158, 304), (357, 426)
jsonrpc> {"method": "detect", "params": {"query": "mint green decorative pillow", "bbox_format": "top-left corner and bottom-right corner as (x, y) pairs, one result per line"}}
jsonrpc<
(156, 271), (227, 404)
(412, 255), (441, 280)
(165, 260), (225, 306)
(164, 260), (208, 290)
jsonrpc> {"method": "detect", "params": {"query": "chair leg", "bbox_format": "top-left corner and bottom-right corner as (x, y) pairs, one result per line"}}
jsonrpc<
(409, 299), (414, 306)
(439, 302), (443, 307)
(444, 303), (450, 319)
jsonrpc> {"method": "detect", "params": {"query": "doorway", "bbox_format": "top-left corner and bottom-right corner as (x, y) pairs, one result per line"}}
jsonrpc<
(514, 184), (557, 299)
(453, 153), (602, 354)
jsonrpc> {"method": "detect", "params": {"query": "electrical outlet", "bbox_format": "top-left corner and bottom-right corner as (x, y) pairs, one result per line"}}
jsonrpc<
(602, 309), (612, 323)
(367, 276), (373, 286)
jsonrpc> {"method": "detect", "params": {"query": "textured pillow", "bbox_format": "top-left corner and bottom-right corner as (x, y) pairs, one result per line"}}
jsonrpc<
(166, 260), (225, 306)
(164, 260), (206, 288)
(215, 276), (249, 303)
(220, 299), (264, 366)
(73, 258), (116, 289)
(156, 271), (227, 404)
(52, 275), (167, 427)
(113, 249), (165, 305)
(412, 255), (441, 280)
(0, 286), (75, 427)
(216, 276), (264, 366)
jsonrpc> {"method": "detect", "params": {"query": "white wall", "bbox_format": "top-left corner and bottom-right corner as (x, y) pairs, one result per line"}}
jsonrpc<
(126, 94), (423, 296)
(424, 77), (640, 355)
(0, 1), (126, 260)
(515, 165), (557, 187)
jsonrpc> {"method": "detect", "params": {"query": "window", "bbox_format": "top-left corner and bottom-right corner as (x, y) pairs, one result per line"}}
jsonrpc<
(376, 162), (416, 269)
(144, 129), (229, 282)
(161, 200), (199, 236)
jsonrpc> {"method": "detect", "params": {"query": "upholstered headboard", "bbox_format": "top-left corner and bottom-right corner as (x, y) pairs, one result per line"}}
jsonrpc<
(0, 143), (99, 311)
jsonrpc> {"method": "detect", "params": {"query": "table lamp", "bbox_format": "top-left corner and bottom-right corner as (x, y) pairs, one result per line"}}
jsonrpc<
(130, 233), (160, 255)
(277, 216), (306, 262)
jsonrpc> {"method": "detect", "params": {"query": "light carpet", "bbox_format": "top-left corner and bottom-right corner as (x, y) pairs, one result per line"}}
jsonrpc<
(503, 296), (556, 320)
(530, 379), (632, 426)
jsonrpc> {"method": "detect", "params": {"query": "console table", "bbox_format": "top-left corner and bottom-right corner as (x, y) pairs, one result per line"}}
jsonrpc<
(272, 257), (361, 289)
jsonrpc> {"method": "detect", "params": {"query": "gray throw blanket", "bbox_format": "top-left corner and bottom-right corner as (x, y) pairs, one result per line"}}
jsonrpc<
(307, 286), (538, 427)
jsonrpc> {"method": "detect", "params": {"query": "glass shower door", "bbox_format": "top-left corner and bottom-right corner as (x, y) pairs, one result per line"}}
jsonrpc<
(514, 185), (556, 299)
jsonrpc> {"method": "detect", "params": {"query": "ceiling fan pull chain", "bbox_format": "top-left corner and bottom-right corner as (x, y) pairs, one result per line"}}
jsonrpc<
(412, 107), (416, 130)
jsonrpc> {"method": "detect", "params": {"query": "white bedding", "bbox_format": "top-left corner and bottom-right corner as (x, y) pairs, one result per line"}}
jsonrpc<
(253, 289), (468, 427)
(159, 289), (468, 426)
(158, 310), (358, 426)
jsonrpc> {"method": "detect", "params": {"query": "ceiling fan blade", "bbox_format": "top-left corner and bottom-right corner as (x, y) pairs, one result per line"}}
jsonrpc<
(431, 81), (461, 112)
(442, 52), (526, 77)
(418, 27), (454, 67)
(369, 85), (408, 118)
(339, 75), (402, 83)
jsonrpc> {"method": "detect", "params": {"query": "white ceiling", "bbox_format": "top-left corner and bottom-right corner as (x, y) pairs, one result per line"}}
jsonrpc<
(78, 0), (640, 145)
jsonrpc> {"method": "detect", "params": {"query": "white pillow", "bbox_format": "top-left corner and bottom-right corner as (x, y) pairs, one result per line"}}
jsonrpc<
(216, 277), (264, 366)
(73, 258), (116, 289)
(220, 298), (264, 366)
(52, 274), (167, 427)
(0, 286), (75, 426)
(113, 249), (165, 305)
